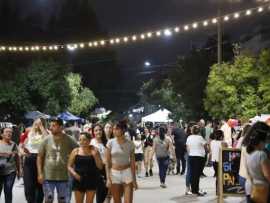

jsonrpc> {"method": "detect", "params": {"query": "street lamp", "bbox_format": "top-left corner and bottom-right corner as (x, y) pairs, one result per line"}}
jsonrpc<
(144, 61), (151, 67)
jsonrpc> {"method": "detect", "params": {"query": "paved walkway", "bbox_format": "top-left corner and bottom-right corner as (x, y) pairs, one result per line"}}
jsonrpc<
(1, 167), (245, 203)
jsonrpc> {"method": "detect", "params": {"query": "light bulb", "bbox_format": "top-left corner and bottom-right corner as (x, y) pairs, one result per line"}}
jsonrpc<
(212, 18), (218, 23)
(234, 13), (240, 18)
(203, 21), (208, 26)
(224, 16), (229, 21)
(192, 23), (198, 29)
(184, 25), (189, 31)
(246, 10), (252, 15)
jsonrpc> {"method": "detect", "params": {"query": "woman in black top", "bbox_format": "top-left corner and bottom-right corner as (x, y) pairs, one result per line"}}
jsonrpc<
(68, 132), (103, 203)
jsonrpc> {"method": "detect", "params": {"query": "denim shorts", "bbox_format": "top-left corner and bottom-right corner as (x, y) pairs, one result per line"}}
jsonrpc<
(43, 180), (69, 203)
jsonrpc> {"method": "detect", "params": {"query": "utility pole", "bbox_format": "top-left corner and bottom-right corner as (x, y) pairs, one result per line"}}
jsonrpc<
(217, 0), (222, 66)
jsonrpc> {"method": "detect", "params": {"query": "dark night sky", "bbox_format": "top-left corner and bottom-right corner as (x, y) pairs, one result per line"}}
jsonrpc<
(1, 0), (268, 111)
(90, 0), (261, 108)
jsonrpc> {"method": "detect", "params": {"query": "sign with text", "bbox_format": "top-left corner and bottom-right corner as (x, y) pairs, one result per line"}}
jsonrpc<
(219, 148), (245, 196)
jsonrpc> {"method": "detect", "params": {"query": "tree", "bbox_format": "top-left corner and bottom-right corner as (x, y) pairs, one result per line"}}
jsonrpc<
(170, 35), (234, 119)
(0, 60), (97, 120)
(66, 73), (98, 115)
(0, 60), (71, 118)
(204, 49), (270, 120)
(139, 79), (191, 121)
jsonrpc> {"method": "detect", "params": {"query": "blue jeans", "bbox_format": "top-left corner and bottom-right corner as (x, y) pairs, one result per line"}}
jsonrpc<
(0, 172), (16, 203)
(185, 157), (191, 188)
(43, 180), (69, 203)
(157, 156), (169, 184)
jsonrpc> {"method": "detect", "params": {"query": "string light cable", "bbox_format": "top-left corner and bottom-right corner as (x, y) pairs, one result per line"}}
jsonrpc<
(0, 3), (269, 53)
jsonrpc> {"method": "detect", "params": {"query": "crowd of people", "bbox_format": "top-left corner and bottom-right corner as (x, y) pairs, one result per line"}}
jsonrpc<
(0, 116), (270, 203)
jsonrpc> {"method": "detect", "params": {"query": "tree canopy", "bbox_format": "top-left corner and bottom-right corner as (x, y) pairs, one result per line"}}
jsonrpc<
(204, 49), (270, 120)
(0, 60), (97, 121)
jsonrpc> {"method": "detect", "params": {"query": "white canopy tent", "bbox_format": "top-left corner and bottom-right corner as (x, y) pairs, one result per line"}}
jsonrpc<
(141, 109), (173, 124)
(249, 114), (270, 123)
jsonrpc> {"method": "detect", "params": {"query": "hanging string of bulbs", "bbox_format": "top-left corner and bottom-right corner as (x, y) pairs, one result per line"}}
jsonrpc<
(0, 3), (269, 53)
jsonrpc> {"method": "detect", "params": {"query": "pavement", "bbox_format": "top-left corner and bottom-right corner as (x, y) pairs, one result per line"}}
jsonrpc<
(0, 167), (245, 203)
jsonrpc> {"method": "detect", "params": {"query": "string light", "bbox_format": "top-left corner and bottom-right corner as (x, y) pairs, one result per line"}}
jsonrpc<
(203, 21), (209, 26)
(246, 10), (252, 15)
(234, 13), (240, 18)
(1, 3), (269, 53)
(164, 29), (172, 36)
(192, 23), (198, 29)
(212, 18), (218, 24)
(132, 35), (137, 41)
(224, 16), (230, 21)
(258, 7), (264, 12)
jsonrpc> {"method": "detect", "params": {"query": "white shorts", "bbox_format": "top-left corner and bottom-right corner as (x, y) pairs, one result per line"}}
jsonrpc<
(111, 168), (133, 184)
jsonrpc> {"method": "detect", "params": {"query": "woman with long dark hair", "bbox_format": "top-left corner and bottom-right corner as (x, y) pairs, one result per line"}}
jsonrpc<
(68, 132), (103, 203)
(244, 122), (270, 203)
(105, 120), (137, 203)
(151, 127), (172, 188)
(91, 124), (109, 203)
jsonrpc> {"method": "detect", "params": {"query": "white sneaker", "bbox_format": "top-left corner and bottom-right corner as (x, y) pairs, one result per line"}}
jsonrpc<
(160, 183), (167, 188)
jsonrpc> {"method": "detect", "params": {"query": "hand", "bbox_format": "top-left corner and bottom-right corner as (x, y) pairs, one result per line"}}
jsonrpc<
(16, 170), (21, 179)
(106, 179), (112, 188)
(74, 173), (81, 182)
(37, 174), (44, 185)
(133, 180), (138, 190)
(91, 148), (99, 158)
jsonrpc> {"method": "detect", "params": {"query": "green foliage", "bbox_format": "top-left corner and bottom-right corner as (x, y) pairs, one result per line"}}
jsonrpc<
(66, 73), (98, 115)
(170, 35), (234, 119)
(204, 49), (270, 120)
(139, 79), (191, 121)
(0, 60), (98, 119)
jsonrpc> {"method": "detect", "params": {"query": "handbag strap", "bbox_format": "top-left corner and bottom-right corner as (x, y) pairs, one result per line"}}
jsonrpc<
(6, 143), (16, 162)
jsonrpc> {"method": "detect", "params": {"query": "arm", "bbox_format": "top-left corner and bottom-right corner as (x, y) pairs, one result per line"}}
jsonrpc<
(37, 153), (45, 184)
(150, 141), (156, 159)
(14, 145), (21, 177)
(105, 147), (112, 187)
(92, 147), (103, 170)
(130, 148), (138, 189)
(67, 148), (81, 181)
(261, 158), (270, 183)
(37, 139), (46, 184)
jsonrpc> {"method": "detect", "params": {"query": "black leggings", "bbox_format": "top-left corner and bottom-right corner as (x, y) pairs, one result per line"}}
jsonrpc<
(189, 156), (205, 194)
